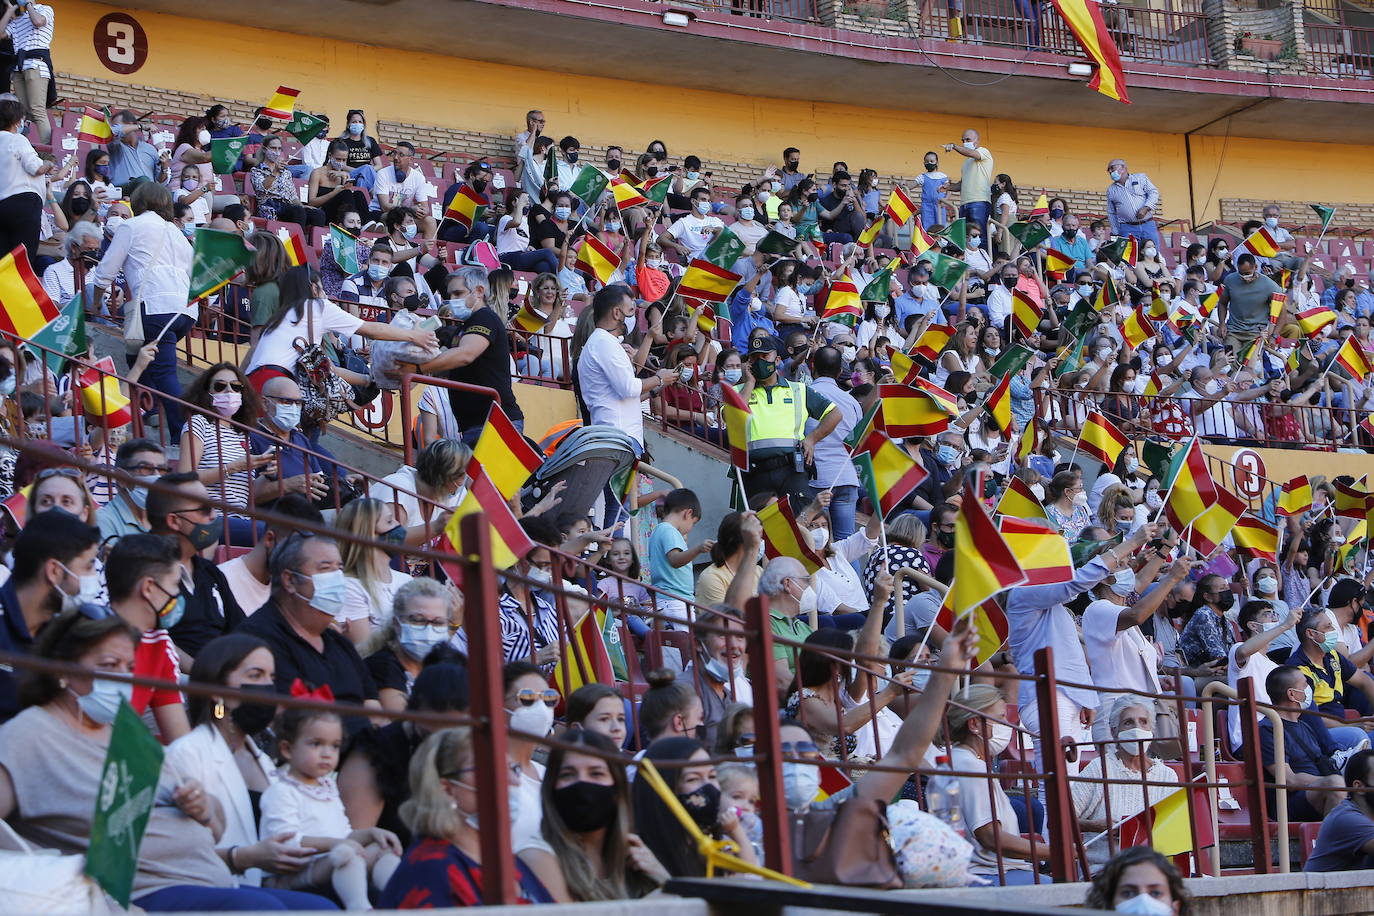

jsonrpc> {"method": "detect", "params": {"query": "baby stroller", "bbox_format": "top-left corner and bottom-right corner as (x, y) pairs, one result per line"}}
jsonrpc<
(522, 425), (639, 526)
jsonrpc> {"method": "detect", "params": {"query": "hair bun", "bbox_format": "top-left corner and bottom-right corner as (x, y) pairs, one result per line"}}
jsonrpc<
(645, 668), (678, 690)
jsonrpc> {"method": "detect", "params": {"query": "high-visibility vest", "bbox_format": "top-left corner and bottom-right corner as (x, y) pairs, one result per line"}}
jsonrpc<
(745, 380), (807, 451)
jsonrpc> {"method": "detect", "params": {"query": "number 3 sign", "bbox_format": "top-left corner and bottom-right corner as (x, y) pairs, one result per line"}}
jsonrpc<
(93, 13), (148, 74)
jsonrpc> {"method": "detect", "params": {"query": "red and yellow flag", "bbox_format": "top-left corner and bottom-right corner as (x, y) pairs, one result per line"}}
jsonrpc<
(552, 607), (617, 697)
(886, 346), (923, 385)
(574, 235), (621, 286)
(261, 86), (301, 121)
(1078, 411), (1129, 468)
(912, 220), (938, 256)
(1333, 478), (1371, 520)
(758, 498), (825, 574)
(996, 475), (1048, 522)
(998, 517), (1074, 586)
(876, 384), (951, 438)
(0, 245), (60, 340)
(1011, 290), (1042, 339)
(76, 106), (112, 144)
(277, 226), (308, 267)
(909, 376), (961, 417)
(1233, 515), (1279, 563)
(1296, 307), (1337, 339)
(445, 463), (535, 570)
(885, 187), (916, 226)
(1197, 290), (1219, 320)
(1015, 417), (1040, 465)
(1276, 475), (1312, 517)
(857, 216), (884, 247)
(511, 301), (547, 334)
(1049, 0), (1126, 103)
(1185, 485), (1247, 557)
(820, 277), (863, 325)
(1335, 336), (1373, 380)
(850, 430), (928, 517)
(678, 259), (741, 304)
(720, 383), (751, 471)
(1237, 226), (1281, 260)
(1163, 438), (1217, 531)
(934, 594), (1008, 664)
(1121, 305), (1156, 350)
(984, 372), (1013, 437)
(471, 402), (542, 500)
(444, 184), (489, 230)
(610, 178), (648, 211)
(77, 363), (133, 429)
(948, 477), (1026, 617)
(912, 322), (956, 363)
(1044, 247), (1075, 276)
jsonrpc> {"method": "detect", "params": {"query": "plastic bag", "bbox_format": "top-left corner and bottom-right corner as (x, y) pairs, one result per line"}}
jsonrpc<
(369, 310), (441, 390)
(0, 820), (124, 914)
(886, 799), (982, 888)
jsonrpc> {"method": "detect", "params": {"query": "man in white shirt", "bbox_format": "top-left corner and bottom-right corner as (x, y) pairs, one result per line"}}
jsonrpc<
(984, 260), (1021, 329)
(219, 494), (325, 617)
(1260, 203), (1297, 269)
(42, 222), (101, 304)
(660, 187), (724, 262)
(575, 285), (675, 451)
(373, 141), (434, 237)
(728, 192), (768, 255)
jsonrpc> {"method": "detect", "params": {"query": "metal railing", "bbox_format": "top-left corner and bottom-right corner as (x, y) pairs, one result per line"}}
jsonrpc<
(1305, 21), (1374, 77)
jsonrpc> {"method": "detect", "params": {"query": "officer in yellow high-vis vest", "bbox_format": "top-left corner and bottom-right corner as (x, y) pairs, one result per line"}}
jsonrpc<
(738, 337), (840, 507)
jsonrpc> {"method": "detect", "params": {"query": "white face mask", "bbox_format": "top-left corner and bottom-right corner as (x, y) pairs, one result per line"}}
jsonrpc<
(1029, 483), (1046, 501)
(1115, 893), (1174, 916)
(509, 700), (555, 738)
(58, 562), (102, 614)
(783, 762), (822, 808)
(1073, 491), (1089, 507)
(987, 722), (1013, 755)
(810, 527), (830, 550)
(840, 345), (857, 362)
(1145, 491), (1162, 509)
(874, 304), (891, 319)
(799, 585), (817, 614)
(1118, 726), (1153, 748)
(1256, 575), (1278, 595)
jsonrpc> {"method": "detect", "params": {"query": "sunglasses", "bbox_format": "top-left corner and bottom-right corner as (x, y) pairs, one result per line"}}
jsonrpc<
(210, 380), (244, 393)
(514, 688), (560, 707)
(120, 461), (172, 475)
(781, 741), (822, 760)
(35, 467), (81, 483)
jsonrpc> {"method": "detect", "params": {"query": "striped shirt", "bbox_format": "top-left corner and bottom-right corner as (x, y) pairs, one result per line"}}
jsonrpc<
(6, 4), (54, 77)
(187, 413), (252, 512)
(498, 590), (559, 670)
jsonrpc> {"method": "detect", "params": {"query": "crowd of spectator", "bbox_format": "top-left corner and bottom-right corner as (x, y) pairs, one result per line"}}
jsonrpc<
(4, 83), (1374, 911)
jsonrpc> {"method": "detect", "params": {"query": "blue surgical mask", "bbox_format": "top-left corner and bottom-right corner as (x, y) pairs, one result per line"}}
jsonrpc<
(73, 678), (132, 726)
(447, 299), (472, 321)
(723, 368), (742, 384)
(554, 206), (572, 220)
(937, 444), (959, 466)
(127, 476), (153, 510)
(738, 206), (755, 221)
(686, 171), (700, 182)
(606, 221), (621, 233)
(694, 200), (710, 215)
(399, 622), (449, 660)
(1265, 216), (1279, 230)
(274, 403), (302, 430)
(348, 122), (365, 135)
(299, 569), (348, 617)
(1320, 630), (1340, 653)
(402, 224), (417, 240)
(367, 264), (389, 283)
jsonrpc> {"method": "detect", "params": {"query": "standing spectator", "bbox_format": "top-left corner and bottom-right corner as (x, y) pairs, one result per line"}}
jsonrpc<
(575, 284), (675, 452)
(647, 488), (714, 629)
(106, 110), (169, 189)
(0, 96), (51, 256)
(1105, 157), (1161, 249)
(944, 128), (994, 241)
(919, 150), (948, 228)
(807, 346), (863, 539)
(1, 0), (52, 145)
(1216, 253), (1282, 355)
(337, 110), (384, 191)
(737, 337), (839, 507)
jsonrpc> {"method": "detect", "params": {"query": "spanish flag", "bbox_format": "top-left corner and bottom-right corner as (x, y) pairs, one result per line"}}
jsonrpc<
(471, 402), (542, 500)
(261, 86), (301, 121)
(1185, 485), (1247, 557)
(511, 301), (547, 333)
(1121, 305), (1156, 350)
(1237, 226), (1281, 260)
(1044, 246), (1075, 276)
(720, 383), (751, 471)
(1028, 193), (1050, 218)
(886, 346), (923, 385)
(1334, 336), (1373, 380)
(277, 226), (308, 267)
(610, 178), (648, 211)
(444, 464), (535, 570)
(876, 384), (952, 438)
(850, 430), (928, 517)
(1360, 412), (1374, 442)
(857, 216), (885, 247)
(1117, 779), (1214, 857)
(820, 277), (863, 325)
(1333, 478), (1371, 520)
(1015, 417), (1039, 464)
(444, 184), (489, 230)
(1162, 438), (1217, 531)
(885, 187), (916, 226)
(983, 372), (1013, 437)
(1197, 290), (1219, 320)
(1297, 307), (1337, 338)
(1148, 293), (1171, 320)
(76, 106), (112, 144)
(694, 302), (718, 335)
(574, 235), (621, 285)
(77, 358), (133, 428)
(912, 220), (938, 256)
(1268, 291), (1288, 326)
(0, 245), (60, 341)
(1038, 0), (1126, 102)
(678, 259), (740, 304)
(948, 477), (1026, 618)
(1011, 290), (1042, 339)
(910, 376), (962, 417)
(1078, 410), (1129, 468)
(934, 594), (1009, 664)
(551, 607), (617, 697)
(1142, 371), (1165, 397)
(912, 322), (957, 363)
(1233, 515), (1279, 563)
(1276, 475), (1312, 517)
(758, 498), (825, 574)
(996, 475), (1048, 522)
(998, 516), (1074, 586)
(1094, 275), (1120, 312)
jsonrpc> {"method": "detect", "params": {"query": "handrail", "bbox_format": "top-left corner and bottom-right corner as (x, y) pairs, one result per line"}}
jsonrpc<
(1202, 681), (1290, 874)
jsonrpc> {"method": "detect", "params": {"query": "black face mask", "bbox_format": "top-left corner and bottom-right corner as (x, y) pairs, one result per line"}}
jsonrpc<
(552, 781), (619, 833)
(786, 161), (799, 172)
(607, 158), (621, 172)
(677, 782), (721, 831)
(400, 294), (422, 310)
(1347, 279), (1356, 289)
(646, 165), (658, 177)
(1212, 591), (1235, 611)
(924, 162), (937, 172)
(182, 518), (221, 552)
(228, 683), (278, 734)
(937, 529), (955, 549)
(807, 192), (819, 202)
(70, 197), (92, 215)
(1002, 277), (1018, 288)
(80, 251), (100, 266)
(471, 178), (488, 193)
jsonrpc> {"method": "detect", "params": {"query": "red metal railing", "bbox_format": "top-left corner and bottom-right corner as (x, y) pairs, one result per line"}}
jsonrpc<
(1305, 22), (1374, 77)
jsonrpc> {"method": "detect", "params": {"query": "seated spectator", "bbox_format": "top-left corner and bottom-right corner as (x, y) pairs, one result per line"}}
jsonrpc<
(519, 729), (669, 900)
(1304, 748), (1374, 872)
(0, 610), (335, 911)
(335, 110), (385, 191)
(106, 110), (167, 188)
(501, 661), (556, 849)
(245, 229), (290, 346)
(338, 244), (392, 316)
(334, 497), (415, 642)
(360, 577), (459, 712)
(566, 683), (628, 749)
(1287, 606), (1374, 752)
(379, 727), (554, 906)
(596, 536), (652, 630)
(30, 465), (99, 526)
(438, 160), (495, 244)
(762, 556), (816, 694)
(97, 437), (170, 542)
(41, 221), (101, 303)
(308, 140), (372, 226)
(660, 186), (724, 261)
(368, 438), (470, 547)
(1258, 665), (1346, 821)
(1178, 573), (1235, 684)
(679, 606), (752, 743)
(1227, 600), (1300, 752)
(0, 509), (102, 722)
(497, 190), (559, 275)
(218, 494), (323, 617)
(338, 662), (469, 850)
(640, 669), (705, 747)
(1085, 846), (1192, 914)
(250, 376), (357, 510)
(373, 141), (435, 238)
(866, 513), (931, 627)
(236, 531), (380, 732)
(497, 516), (562, 668)
(695, 512), (762, 609)
(105, 533), (192, 742)
(251, 134), (325, 229)
(802, 506), (880, 625)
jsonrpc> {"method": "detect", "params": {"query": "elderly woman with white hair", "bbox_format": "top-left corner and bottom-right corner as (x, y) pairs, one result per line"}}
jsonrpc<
(1070, 695), (1177, 866)
(41, 219), (103, 303)
(361, 577), (464, 713)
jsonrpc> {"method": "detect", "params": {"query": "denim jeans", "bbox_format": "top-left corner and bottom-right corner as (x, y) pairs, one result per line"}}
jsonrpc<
(439, 219), (492, 244)
(287, 163), (312, 180)
(960, 200), (991, 245)
(126, 309), (194, 438)
(500, 249), (559, 274)
(811, 483), (858, 541)
(135, 885), (338, 911)
(1119, 220), (1162, 249)
(349, 165), (377, 192)
(461, 417), (523, 447)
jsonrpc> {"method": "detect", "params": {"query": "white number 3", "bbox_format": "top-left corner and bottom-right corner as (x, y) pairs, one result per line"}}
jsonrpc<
(106, 22), (135, 64)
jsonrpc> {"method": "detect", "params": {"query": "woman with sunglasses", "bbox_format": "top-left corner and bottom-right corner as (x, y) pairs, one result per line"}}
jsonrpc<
(519, 729), (668, 901)
(177, 363), (275, 547)
(503, 662), (559, 850)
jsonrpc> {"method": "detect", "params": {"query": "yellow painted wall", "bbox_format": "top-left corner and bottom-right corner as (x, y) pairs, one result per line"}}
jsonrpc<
(52, 0), (1373, 223)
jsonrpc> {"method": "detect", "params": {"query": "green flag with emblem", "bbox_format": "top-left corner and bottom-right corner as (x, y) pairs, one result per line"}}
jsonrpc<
(27, 294), (87, 376)
(757, 229), (803, 257)
(85, 702), (164, 907)
(1009, 220), (1050, 251)
(568, 165), (609, 206)
(1311, 204), (1337, 233)
(860, 266), (894, 302)
(938, 218), (968, 251)
(210, 136), (247, 175)
(285, 111), (328, 146)
(703, 227), (746, 269)
(189, 229), (257, 301)
(916, 250), (968, 289)
(329, 224), (360, 275)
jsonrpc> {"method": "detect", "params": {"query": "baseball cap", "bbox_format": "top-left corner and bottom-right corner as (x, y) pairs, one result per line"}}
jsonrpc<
(747, 335), (780, 356)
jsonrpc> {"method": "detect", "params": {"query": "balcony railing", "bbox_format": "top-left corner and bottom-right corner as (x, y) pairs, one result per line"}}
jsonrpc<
(1305, 21), (1374, 76)
(674, 0), (822, 23)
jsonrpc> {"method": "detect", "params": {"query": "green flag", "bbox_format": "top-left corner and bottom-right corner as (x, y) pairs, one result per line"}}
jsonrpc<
(85, 702), (164, 907)
(1311, 204), (1337, 233)
(1098, 236), (1131, 265)
(860, 266), (894, 302)
(1071, 532), (1123, 567)
(568, 165), (609, 206)
(601, 608), (629, 682)
(987, 343), (1034, 379)
(27, 294), (87, 376)
(703, 227), (746, 269)
(1063, 299), (1097, 339)
(189, 228), (257, 301)
(210, 136), (247, 175)
(329, 224), (360, 275)
(1141, 439), (1177, 483)
(917, 250), (968, 289)
(1053, 336), (1088, 378)
(642, 176), (671, 205)
(757, 229), (802, 257)
(285, 111), (328, 146)
(1009, 220), (1050, 251)
(939, 218), (968, 252)
(543, 147), (558, 188)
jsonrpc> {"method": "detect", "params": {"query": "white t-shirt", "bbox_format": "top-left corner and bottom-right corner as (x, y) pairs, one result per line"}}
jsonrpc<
(218, 555), (270, 616)
(340, 568), (414, 629)
(373, 165), (430, 209)
(259, 773), (352, 846)
(174, 187), (211, 226)
(1083, 598), (1161, 699)
(667, 213), (724, 260)
(418, 386), (461, 442)
(244, 298), (364, 374)
(774, 286), (807, 321)
(1227, 641), (1277, 750)
(576, 327), (646, 446)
